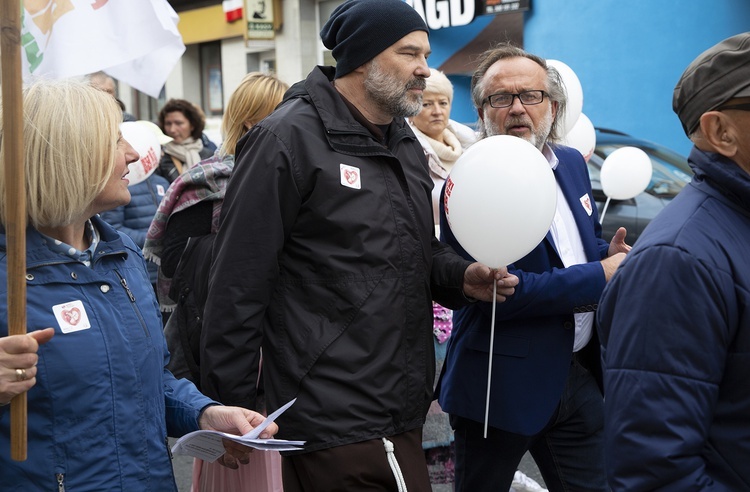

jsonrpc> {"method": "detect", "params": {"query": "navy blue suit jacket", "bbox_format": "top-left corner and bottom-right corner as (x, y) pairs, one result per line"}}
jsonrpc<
(437, 144), (609, 436)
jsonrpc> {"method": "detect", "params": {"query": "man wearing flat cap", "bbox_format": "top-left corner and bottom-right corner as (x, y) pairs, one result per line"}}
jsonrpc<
(597, 32), (750, 490)
(199, 0), (518, 490)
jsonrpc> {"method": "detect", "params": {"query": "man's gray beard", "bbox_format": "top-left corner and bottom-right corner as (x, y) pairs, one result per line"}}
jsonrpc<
(364, 61), (424, 118)
(484, 109), (553, 151)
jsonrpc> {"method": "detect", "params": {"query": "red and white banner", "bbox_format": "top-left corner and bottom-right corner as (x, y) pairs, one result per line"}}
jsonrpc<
(222, 0), (243, 22)
(21, 0), (185, 98)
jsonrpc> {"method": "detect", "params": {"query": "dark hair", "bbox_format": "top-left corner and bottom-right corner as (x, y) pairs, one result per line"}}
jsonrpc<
(157, 98), (205, 140)
(471, 42), (568, 142)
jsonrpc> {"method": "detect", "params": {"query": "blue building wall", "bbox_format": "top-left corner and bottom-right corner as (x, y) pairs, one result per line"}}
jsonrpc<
(427, 1), (750, 156)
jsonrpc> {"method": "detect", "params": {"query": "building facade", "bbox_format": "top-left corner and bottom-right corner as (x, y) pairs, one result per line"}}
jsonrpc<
(122, 0), (749, 154)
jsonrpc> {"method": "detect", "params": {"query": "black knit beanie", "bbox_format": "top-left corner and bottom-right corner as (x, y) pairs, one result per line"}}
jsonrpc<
(320, 0), (429, 79)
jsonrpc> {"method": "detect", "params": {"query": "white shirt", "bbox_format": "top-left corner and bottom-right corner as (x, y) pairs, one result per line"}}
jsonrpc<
(543, 145), (594, 352)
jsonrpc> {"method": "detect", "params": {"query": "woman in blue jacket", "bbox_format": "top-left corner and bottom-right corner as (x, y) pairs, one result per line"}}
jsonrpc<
(0, 79), (278, 491)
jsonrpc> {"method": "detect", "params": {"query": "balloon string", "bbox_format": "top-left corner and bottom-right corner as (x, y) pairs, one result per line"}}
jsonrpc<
(600, 196), (611, 225)
(484, 281), (497, 439)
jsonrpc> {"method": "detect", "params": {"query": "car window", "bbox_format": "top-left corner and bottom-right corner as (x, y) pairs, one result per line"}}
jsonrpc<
(586, 161), (601, 183)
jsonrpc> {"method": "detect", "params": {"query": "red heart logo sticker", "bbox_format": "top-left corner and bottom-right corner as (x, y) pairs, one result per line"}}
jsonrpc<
(344, 169), (358, 185)
(62, 307), (81, 326)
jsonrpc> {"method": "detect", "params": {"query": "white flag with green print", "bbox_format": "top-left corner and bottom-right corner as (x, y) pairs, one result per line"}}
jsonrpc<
(20, 0), (185, 98)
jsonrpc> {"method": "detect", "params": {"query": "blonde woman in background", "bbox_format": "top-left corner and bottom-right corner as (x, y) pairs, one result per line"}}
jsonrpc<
(144, 72), (289, 492)
(408, 69), (547, 492)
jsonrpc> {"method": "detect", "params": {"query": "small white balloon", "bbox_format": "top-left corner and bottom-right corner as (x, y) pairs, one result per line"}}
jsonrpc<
(444, 135), (557, 268)
(600, 146), (653, 200)
(120, 121), (162, 186)
(562, 113), (596, 162)
(547, 59), (583, 137)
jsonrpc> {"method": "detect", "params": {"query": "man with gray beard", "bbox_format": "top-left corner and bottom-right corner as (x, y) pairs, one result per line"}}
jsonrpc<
(200, 1), (518, 491)
(437, 43), (628, 492)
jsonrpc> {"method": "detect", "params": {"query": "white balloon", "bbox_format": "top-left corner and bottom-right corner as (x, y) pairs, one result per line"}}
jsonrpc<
(134, 120), (173, 145)
(120, 121), (162, 186)
(547, 59), (583, 137)
(444, 135), (557, 268)
(562, 113), (596, 162)
(600, 146), (653, 200)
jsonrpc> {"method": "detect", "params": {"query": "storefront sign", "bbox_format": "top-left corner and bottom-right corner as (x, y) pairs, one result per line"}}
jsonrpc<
(406, 0), (475, 29)
(406, 0), (529, 29)
(246, 0), (274, 39)
(482, 0), (530, 15)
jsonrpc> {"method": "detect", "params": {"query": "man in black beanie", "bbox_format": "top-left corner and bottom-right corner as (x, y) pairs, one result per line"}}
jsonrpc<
(597, 32), (750, 490)
(200, 0), (519, 490)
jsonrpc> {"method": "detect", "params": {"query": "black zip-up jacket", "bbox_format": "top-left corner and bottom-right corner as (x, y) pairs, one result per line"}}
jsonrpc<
(201, 66), (472, 452)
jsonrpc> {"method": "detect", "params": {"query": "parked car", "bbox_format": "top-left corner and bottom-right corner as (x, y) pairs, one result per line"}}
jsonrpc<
(586, 128), (693, 244)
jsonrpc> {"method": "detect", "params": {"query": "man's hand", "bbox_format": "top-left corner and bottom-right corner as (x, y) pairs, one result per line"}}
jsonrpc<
(198, 405), (279, 469)
(608, 227), (631, 256)
(601, 252), (626, 281)
(463, 263), (519, 303)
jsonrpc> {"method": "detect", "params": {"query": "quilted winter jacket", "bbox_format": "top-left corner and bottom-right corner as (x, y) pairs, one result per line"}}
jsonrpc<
(597, 147), (750, 491)
(101, 173), (169, 284)
(201, 66), (473, 453)
(0, 216), (215, 491)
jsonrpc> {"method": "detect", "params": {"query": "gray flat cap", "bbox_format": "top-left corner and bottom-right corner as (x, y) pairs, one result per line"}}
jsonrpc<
(673, 32), (750, 136)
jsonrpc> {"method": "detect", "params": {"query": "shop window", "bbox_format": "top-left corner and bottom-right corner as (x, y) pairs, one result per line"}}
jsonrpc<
(200, 41), (223, 117)
(131, 86), (165, 122)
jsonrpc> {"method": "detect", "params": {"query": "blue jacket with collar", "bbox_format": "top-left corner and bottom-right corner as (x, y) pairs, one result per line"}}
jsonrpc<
(0, 216), (215, 491)
(437, 144), (609, 436)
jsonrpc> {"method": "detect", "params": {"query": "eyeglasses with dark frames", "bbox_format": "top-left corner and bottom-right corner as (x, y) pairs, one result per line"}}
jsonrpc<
(716, 103), (750, 112)
(484, 90), (547, 108)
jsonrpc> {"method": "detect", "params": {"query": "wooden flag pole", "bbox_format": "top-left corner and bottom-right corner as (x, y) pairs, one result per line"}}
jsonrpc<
(0, 0), (28, 462)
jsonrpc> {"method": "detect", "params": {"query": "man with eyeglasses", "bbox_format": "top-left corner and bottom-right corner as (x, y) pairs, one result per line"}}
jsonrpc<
(437, 43), (629, 491)
(596, 32), (750, 491)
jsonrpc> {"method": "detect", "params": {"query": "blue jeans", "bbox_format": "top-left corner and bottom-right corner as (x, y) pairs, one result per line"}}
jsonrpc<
(452, 355), (606, 492)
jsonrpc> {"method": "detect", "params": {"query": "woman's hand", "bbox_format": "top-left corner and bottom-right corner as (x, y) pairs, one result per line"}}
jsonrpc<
(0, 328), (55, 405)
(198, 405), (279, 468)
